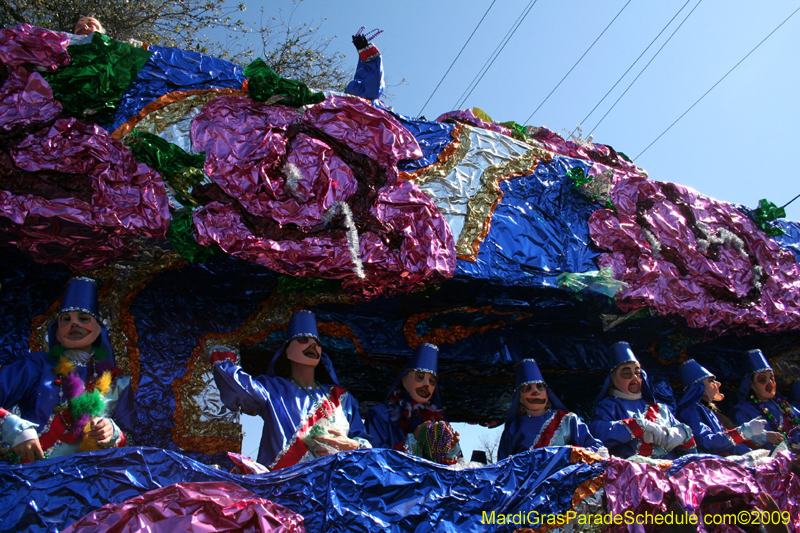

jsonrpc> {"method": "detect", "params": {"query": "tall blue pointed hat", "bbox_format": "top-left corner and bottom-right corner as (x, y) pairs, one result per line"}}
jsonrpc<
(737, 349), (771, 401)
(267, 310), (339, 385)
(386, 343), (442, 407)
(677, 359), (715, 410)
(46, 277), (114, 363)
(594, 341), (654, 403)
(506, 358), (567, 424)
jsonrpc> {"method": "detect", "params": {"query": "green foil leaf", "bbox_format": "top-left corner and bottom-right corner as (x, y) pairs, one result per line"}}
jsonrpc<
(167, 210), (215, 263)
(43, 33), (152, 123)
(244, 58), (325, 106)
(752, 198), (786, 237)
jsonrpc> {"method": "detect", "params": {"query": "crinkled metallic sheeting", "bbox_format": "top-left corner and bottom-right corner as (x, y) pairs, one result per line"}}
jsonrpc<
(751, 450), (800, 531)
(243, 58), (324, 107)
(109, 45), (246, 133)
(63, 482), (307, 533)
(590, 176), (800, 333)
(457, 157), (600, 286)
(0, 446), (605, 533)
(395, 113), (457, 174)
(191, 96), (298, 213)
(193, 179), (455, 300)
(0, 24), (70, 69)
(112, 88), (248, 140)
(0, 118), (170, 269)
(0, 67), (62, 136)
(303, 95), (422, 176)
(436, 108), (513, 137)
(546, 488), (606, 533)
(42, 32), (152, 124)
(772, 219), (800, 262)
(408, 125), (539, 257)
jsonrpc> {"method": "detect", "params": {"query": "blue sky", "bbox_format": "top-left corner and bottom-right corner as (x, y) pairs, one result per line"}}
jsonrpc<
(235, 0), (800, 461)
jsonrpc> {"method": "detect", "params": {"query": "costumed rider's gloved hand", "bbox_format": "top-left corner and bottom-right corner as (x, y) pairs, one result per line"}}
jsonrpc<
(351, 26), (383, 61)
(638, 418), (669, 448)
(663, 425), (691, 452)
(739, 417), (768, 442)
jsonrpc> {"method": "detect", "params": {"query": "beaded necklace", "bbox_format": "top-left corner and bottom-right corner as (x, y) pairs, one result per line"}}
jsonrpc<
(749, 394), (800, 439)
(416, 420), (456, 464)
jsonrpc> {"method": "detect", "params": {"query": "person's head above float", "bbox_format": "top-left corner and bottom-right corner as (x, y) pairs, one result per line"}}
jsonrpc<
(399, 343), (439, 404)
(506, 358), (567, 423)
(678, 359), (723, 410)
(47, 277), (114, 359)
(595, 341), (654, 403)
(267, 310), (338, 385)
(73, 15), (105, 36)
(738, 349), (775, 402)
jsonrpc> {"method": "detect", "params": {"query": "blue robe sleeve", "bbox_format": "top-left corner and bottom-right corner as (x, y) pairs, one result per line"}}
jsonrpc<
(589, 399), (640, 449)
(211, 360), (271, 416)
(0, 356), (43, 410)
(677, 405), (744, 455)
(365, 402), (403, 449)
(345, 53), (385, 101)
(567, 413), (603, 451)
(497, 424), (514, 461)
(111, 380), (136, 435)
(342, 391), (372, 445)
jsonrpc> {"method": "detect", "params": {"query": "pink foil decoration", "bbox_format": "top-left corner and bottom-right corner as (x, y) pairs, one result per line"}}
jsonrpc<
(0, 118), (170, 269)
(63, 481), (306, 533)
(191, 94), (453, 299)
(0, 24), (70, 70)
(435, 109), (513, 137)
(194, 179), (455, 300)
(589, 174), (800, 333)
(605, 455), (799, 533)
(0, 66), (62, 135)
(303, 95), (422, 178)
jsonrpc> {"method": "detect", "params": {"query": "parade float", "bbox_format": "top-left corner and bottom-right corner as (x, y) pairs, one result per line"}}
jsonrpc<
(0, 23), (798, 532)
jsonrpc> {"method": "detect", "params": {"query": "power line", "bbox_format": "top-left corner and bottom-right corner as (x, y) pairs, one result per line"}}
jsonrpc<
(524, 0), (632, 125)
(634, 3), (800, 161)
(453, 0), (538, 111)
(573, 0), (693, 136)
(588, 0), (703, 137)
(417, 0), (497, 117)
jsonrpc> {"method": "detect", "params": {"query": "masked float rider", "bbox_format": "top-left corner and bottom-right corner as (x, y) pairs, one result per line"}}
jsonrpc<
(590, 342), (695, 459)
(731, 349), (799, 451)
(498, 359), (603, 461)
(676, 359), (768, 456)
(344, 27), (385, 101)
(365, 343), (461, 464)
(0, 277), (133, 463)
(211, 310), (372, 469)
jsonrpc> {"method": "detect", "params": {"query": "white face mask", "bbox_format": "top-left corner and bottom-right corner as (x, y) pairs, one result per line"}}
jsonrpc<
(402, 370), (437, 404)
(285, 337), (321, 367)
(55, 311), (101, 350)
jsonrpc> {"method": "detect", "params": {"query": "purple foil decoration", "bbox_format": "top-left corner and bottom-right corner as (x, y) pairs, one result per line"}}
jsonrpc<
(191, 94), (453, 299)
(194, 179), (455, 300)
(589, 174), (800, 333)
(63, 481), (307, 533)
(0, 118), (170, 270)
(0, 24), (70, 70)
(303, 95), (422, 178)
(435, 109), (513, 137)
(528, 125), (641, 174)
(605, 456), (799, 533)
(0, 66), (62, 136)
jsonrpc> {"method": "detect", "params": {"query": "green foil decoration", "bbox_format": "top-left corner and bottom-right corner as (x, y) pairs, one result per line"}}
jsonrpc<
(243, 59), (325, 106)
(167, 210), (215, 263)
(127, 129), (206, 206)
(752, 198), (786, 237)
(43, 33), (152, 123)
(499, 121), (529, 142)
(276, 275), (342, 295)
(556, 267), (628, 300)
(566, 166), (591, 187)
